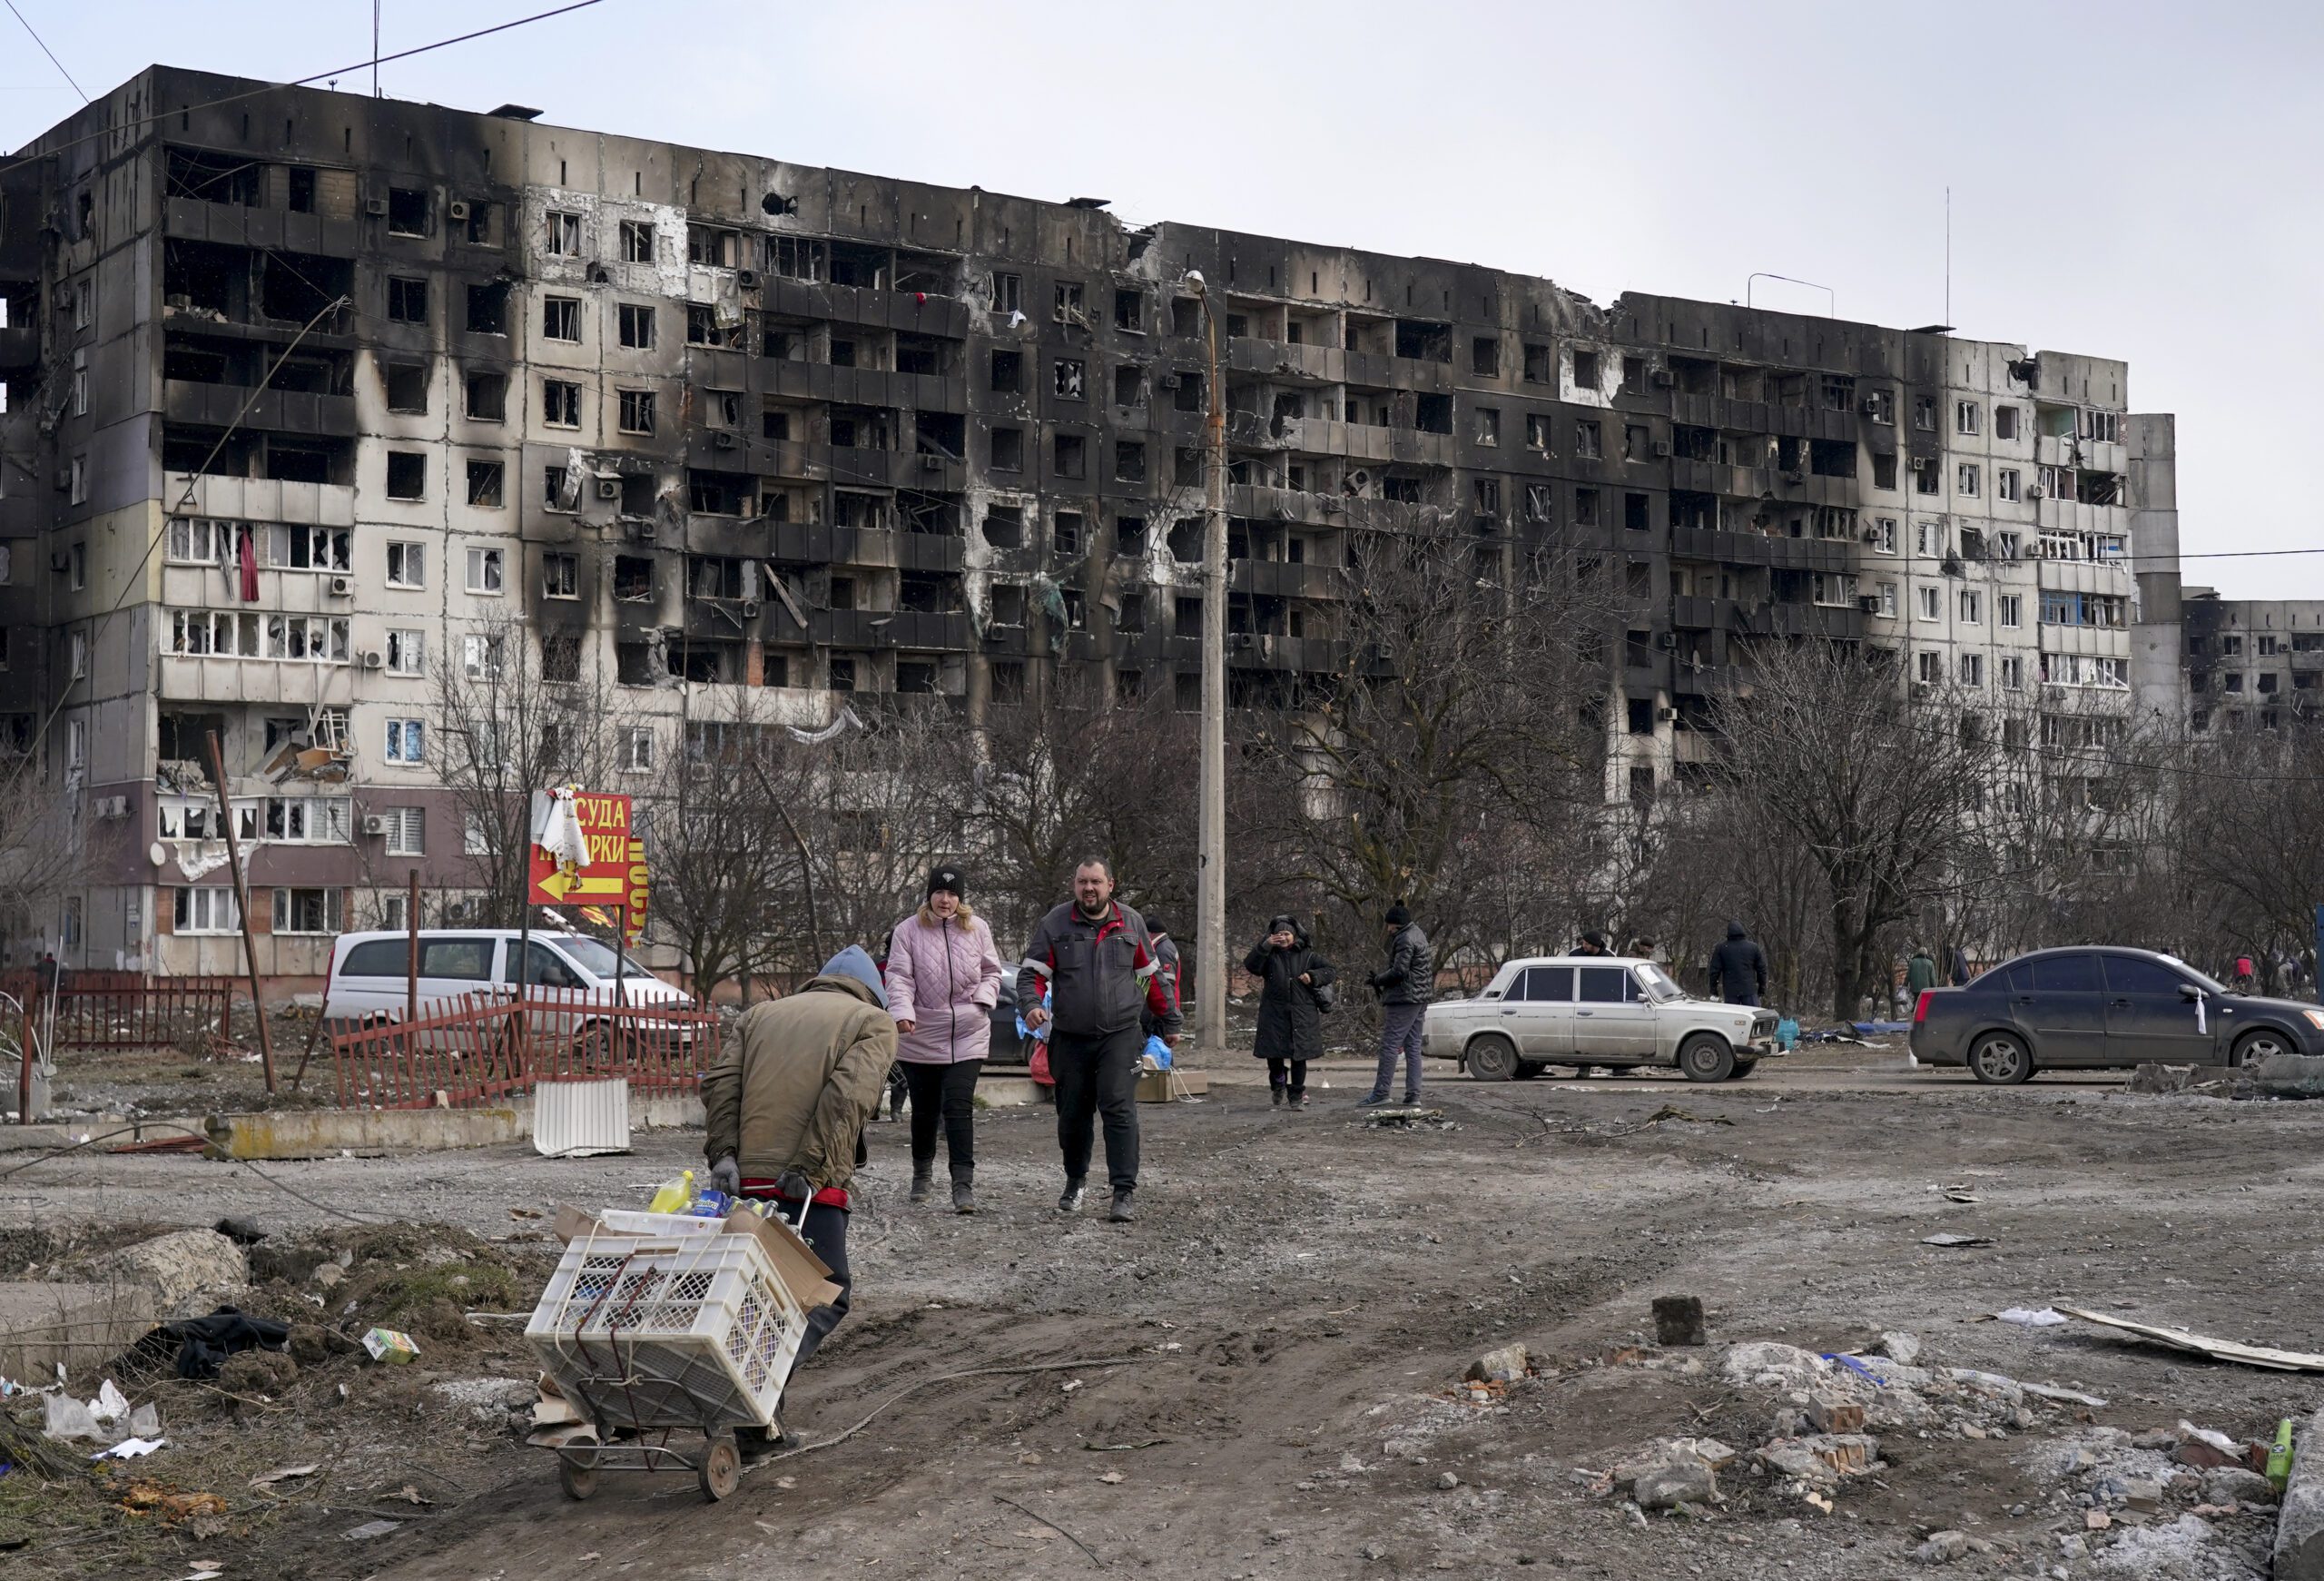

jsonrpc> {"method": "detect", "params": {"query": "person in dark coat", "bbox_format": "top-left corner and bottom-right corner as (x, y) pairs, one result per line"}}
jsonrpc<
(1707, 920), (1768, 1007)
(1245, 914), (1334, 1110)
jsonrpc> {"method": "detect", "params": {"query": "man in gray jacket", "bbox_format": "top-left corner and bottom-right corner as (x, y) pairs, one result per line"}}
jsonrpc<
(1363, 904), (1433, 1106)
(1021, 857), (1181, 1222)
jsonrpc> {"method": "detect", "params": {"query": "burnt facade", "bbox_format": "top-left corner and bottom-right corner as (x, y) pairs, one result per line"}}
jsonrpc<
(0, 67), (2176, 974)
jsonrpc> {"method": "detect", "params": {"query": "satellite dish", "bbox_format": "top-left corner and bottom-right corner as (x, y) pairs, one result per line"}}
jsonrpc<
(149, 842), (169, 868)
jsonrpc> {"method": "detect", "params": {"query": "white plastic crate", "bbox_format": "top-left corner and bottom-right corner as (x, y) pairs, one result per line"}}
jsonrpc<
(525, 1229), (809, 1430)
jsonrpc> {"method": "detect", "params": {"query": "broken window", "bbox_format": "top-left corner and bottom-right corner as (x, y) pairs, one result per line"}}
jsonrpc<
(386, 187), (429, 236)
(992, 660), (1027, 706)
(543, 296), (581, 341)
(1956, 463), (1980, 498)
(989, 584), (1026, 626)
(1996, 468), (2020, 501)
(1471, 336), (1500, 377)
(466, 459), (504, 507)
(686, 303), (741, 348)
(1623, 493), (1649, 531)
(1913, 396), (1937, 431)
(2083, 410), (2121, 443)
(1111, 364), (1146, 407)
(1115, 441), (1147, 483)
(687, 224), (740, 268)
(543, 379), (581, 428)
(615, 642), (657, 685)
(1055, 511), (1085, 555)
(990, 429), (1024, 472)
(1054, 358), (1086, 399)
(1172, 447), (1203, 487)
(990, 349), (1023, 392)
(1819, 375), (1856, 411)
(899, 570), (960, 614)
(166, 147), (262, 204)
(1053, 281), (1085, 324)
(542, 553), (578, 598)
(544, 210), (582, 256)
(385, 540), (426, 588)
(1114, 289), (1144, 331)
(829, 406), (893, 449)
(619, 220), (655, 263)
(383, 362), (428, 413)
(1472, 407), (1501, 447)
(465, 371), (507, 421)
(1810, 439), (1857, 478)
(387, 277), (428, 323)
(618, 389), (656, 434)
(1571, 349), (1600, 389)
(1574, 488), (1600, 528)
(465, 201), (494, 244)
(1118, 592), (1147, 632)
(1913, 459), (1940, 495)
(1871, 452), (1898, 490)
(466, 546), (505, 593)
(916, 410), (965, 459)
(466, 281), (509, 334)
(1994, 404), (2019, 440)
(1574, 420), (1601, 459)
(1413, 394), (1452, 435)
(612, 556), (655, 602)
(386, 451), (426, 499)
(619, 473), (656, 517)
(1472, 479), (1502, 517)
(1393, 320), (1451, 361)
(1524, 484), (1553, 523)
(1521, 343), (1551, 384)
(1054, 434), (1087, 479)
(618, 302), (655, 349)
(687, 470), (751, 516)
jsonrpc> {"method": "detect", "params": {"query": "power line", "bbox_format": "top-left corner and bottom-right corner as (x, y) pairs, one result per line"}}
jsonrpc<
(2, 0), (86, 104)
(0, 0), (604, 175)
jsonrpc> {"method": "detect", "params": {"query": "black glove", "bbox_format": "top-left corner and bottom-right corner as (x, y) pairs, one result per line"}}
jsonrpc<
(1366, 972), (1387, 991)
(774, 1169), (813, 1203)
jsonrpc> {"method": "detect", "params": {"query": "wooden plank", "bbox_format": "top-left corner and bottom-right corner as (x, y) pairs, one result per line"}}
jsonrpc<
(2058, 1306), (2324, 1373)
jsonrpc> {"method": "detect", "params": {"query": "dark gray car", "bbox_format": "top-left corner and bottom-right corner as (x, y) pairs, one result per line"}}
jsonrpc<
(1909, 946), (2323, 1083)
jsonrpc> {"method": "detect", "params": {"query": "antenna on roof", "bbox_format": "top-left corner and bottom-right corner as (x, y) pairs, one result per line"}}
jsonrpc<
(1944, 186), (1952, 332)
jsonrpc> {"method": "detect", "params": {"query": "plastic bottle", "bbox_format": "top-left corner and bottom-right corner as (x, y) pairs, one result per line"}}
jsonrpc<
(686, 1188), (734, 1219)
(645, 1168), (695, 1214)
(2270, 1419), (2295, 1494)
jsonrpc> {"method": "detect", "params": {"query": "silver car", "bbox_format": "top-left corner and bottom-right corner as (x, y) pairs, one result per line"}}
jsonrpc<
(1422, 956), (1783, 1082)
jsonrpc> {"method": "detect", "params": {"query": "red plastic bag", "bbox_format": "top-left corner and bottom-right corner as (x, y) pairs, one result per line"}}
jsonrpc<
(1029, 1042), (1053, 1086)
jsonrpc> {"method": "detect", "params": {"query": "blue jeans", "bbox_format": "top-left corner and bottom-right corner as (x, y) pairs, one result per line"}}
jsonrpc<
(1373, 1004), (1425, 1099)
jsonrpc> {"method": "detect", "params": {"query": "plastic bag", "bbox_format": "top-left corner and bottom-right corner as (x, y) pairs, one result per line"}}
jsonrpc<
(1776, 1018), (1799, 1051)
(1143, 1033), (1174, 1071)
(1029, 1043), (1052, 1085)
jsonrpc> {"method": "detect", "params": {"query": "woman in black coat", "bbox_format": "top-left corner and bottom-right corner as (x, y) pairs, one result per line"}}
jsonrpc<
(1245, 914), (1335, 1110)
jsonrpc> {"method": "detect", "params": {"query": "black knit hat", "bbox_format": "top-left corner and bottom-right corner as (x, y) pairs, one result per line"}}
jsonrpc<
(926, 865), (965, 899)
(1385, 904), (1412, 927)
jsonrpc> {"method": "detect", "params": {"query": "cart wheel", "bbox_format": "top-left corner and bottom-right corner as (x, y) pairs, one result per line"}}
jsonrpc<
(699, 1434), (741, 1501)
(557, 1448), (600, 1501)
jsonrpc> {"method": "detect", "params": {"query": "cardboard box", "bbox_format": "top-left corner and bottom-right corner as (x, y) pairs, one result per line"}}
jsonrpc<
(553, 1202), (841, 1311)
(361, 1327), (419, 1364)
(1136, 1070), (1208, 1102)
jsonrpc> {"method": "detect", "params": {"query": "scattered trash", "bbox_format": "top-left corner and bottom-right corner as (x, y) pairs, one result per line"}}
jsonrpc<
(1921, 1233), (1993, 1248)
(1364, 1107), (1451, 1130)
(2181, 1421), (2240, 1454)
(118, 1480), (224, 1519)
(361, 1328), (420, 1365)
(138, 1307), (291, 1381)
(2270, 1419), (2295, 1493)
(94, 1437), (167, 1460)
(42, 1392), (103, 1442)
(251, 1463), (320, 1487)
(1097, 1470), (1125, 1484)
(1989, 1307), (2067, 1327)
(343, 1518), (402, 1541)
(1643, 1104), (1731, 1127)
(2060, 1307), (2324, 1372)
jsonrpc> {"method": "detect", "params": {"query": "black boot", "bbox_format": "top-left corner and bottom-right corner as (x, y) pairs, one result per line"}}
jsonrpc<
(1270, 1084), (1285, 1108)
(910, 1160), (934, 1204)
(1289, 1091), (1307, 1111)
(1108, 1189), (1137, 1224)
(1058, 1179), (1086, 1213)
(950, 1164), (976, 1214)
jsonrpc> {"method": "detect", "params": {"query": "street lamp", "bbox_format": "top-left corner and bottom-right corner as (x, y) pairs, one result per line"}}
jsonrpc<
(1187, 271), (1227, 1059)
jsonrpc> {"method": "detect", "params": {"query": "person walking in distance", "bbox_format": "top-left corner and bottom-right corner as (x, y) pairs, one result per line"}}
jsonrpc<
(1246, 914), (1334, 1109)
(1708, 920), (1769, 1008)
(884, 866), (1003, 1213)
(1362, 904), (1432, 1107)
(1140, 914), (1183, 1048)
(1020, 858), (1181, 1223)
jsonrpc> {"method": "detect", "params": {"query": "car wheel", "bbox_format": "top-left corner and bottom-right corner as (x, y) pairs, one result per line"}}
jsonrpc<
(1466, 1034), (1521, 1082)
(1728, 1059), (1758, 1080)
(1967, 1032), (2032, 1085)
(1679, 1033), (1736, 1083)
(1512, 1061), (1542, 1081)
(2234, 1030), (2292, 1068)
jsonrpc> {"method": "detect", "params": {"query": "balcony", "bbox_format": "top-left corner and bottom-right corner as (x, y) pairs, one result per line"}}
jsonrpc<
(0, 324), (35, 377)
(164, 380), (357, 436)
(162, 474), (356, 525)
(1229, 558), (1336, 599)
(163, 195), (360, 257)
(1669, 526), (1849, 573)
(808, 609), (970, 650)
(758, 275), (972, 340)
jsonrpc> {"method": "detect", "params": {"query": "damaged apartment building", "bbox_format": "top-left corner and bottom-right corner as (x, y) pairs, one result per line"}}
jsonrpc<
(0, 66), (2179, 975)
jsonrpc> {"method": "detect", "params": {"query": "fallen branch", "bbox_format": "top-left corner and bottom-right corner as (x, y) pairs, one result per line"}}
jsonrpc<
(994, 1491), (1106, 1568)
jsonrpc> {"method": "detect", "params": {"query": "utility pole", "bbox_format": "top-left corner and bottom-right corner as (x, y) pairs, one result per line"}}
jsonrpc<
(1193, 273), (1227, 1059)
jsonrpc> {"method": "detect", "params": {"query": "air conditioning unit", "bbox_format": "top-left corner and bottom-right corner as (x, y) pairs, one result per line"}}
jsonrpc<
(361, 814), (389, 836)
(919, 453), (944, 471)
(364, 196), (388, 217)
(1157, 372), (1183, 390)
(448, 200), (471, 222)
(632, 520), (656, 541)
(740, 599), (762, 618)
(95, 795), (128, 818)
(1857, 594), (1883, 614)
(714, 430), (738, 449)
(360, 649), (385, 669)
(327, 575), (352, 597)
(1649, 369), (1676, 388)
(1861, 526), (1883, 544)
(1860, 396), (1883, 415)
(1650, 439), (1672, 459)
(2023, 485), (2044, 500)
(1344, 468), (1371, 491)
(1654, 631), (1677, 650)
(595, 478), (621, 500)
(736, 269), (758, 288)
(1654, 706), (1676, 722)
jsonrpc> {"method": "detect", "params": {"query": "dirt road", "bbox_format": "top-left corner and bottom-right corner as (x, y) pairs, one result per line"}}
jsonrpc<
(13, 1058), (2319, 1579)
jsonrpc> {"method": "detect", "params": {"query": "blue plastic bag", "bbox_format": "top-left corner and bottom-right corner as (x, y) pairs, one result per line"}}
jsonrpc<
(1776, 1017), (1799, 1051)
(1143, 1033), (1173, 1071)
(1016, 979), (1051, 1044)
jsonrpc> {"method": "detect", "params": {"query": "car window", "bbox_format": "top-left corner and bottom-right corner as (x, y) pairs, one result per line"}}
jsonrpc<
(1634, 963), (1682, 1003)
(340, 938), (407, 977)
(2103, 955), (2191, 996)
(1513, 965), (1573, 1003)
(2029, 954), (2102, 993)
(502, 944), (582, 988)
(1577, 966), (1627, 1003)
(419, 937), (494, 980)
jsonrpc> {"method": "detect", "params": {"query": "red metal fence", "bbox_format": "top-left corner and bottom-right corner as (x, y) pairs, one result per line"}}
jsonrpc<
(324, 986), (723, 1111)
(0, 971), (235, 1052)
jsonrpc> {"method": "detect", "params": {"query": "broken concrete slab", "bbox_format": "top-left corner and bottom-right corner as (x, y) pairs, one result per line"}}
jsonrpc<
(1651, 1294), (1707, 1347)
(207, 1106), (526, 1159)
(2256, 1052), (2324, 1098)
(88, 1228), (246, 1318)
(1633, 1458), (1717, 1510)
(1872, 1330), (1923, 1365)
(1465, 1343), (1528, 1384)
(0, 1280), (152, 1383)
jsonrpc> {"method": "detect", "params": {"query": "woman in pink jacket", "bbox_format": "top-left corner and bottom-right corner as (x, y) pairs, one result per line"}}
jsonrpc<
(885, 865), (1003, 1212)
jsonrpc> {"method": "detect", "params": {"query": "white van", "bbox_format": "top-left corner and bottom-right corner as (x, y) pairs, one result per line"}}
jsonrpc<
(322, 931), (694, 1034)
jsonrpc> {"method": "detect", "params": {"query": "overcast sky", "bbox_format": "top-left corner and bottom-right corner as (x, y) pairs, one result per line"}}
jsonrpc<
(5, 0), (2316, 598)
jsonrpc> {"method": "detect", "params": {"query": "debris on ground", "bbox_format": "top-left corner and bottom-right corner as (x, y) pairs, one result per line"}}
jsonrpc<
(1922, 1232), (1994, 1247)
(1362, 1107), (1451, 1130)
(2061, 1306), (2324, 1371)
(1651, 1295), (1707, 1347)
(1464, 1343), (1529, 1384)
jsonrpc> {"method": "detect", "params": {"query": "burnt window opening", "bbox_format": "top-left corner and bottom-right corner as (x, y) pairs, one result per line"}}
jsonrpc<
(688, 556), (745, 599)
(900, 495), (958, 534)
(383, 362), (428, 414)
(899, 571), (961, 613)
(464, 201), (494, 245)
(989, 584), (1027, 626)
(982, 506), (1025, 549)
(990, 349), (1022, 391)
(541, 634), (581, 683)
(1471, 336), (1500, 377)
(465, 371), (507, 421)
(1575, 420), (1601, 459)
(991, 660), (1027, 707)
(387, 276), (428, 324)
(1061, 588), (1087, 630)
(687, 223), (742, 268)
(828, 576), (858, 610)
(897, 659), (939, 696)
(613, 556), (655, 602)
(619, 473), (656, 518)
(385, 450), (426, 499)
(828, 657), (858, 692)
(1574, 487), (1600, 528)
(1167, 519), (1202, 564)
(1054, 512), (1086, 556)
(1172, 371), (1206, 414)
(1393, 320), (1451, 361)
(1054, 434), (1088, 479)
(1624, 492), (1649, 531)
(684, 302), (741, 348)
(1174, 447), (1204, 487)
(266, 439), (341, 483)
(832, 492), (889, 531)
(1117, 516), (1148, 556)
(1114, 289), (1145, 331)
(759, 650), (793, 687)
(1620, 355), (1647, 391)
(466, 459), (504, 507)
(1383, 475), (1423, 505)
(1622, 423), (1650, 460)
(1170, 297), (1201, 337)
(829, 406), (894, 450)
(166, 148), (261, 205)
(760, 405), (791, 442)
(1872, 452), (1898, 490)
(1413, 393), (1452, 435)
(916, 410), (965, 459)
(1053, 358), (1086, 399)
(896, 333), (947, 376)
(829, 242), (889, 290)
(464, 280), (509, 335)
(1118, 593), (1147, 634)
(1572, 349), (1601, 389)
(687, 469), (752, 516)
(385, 187), (429, 236)
(1473, 479), (1502, 515)
(615, 642), (657, 686)
(1521, 343), (1551, 384)
(1114, 365), (1145, 407)
(1114, 440), (1147, 483)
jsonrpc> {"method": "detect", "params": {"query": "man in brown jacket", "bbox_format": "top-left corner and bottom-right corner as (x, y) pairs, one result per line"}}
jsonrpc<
(704, 944), (894, 1369)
